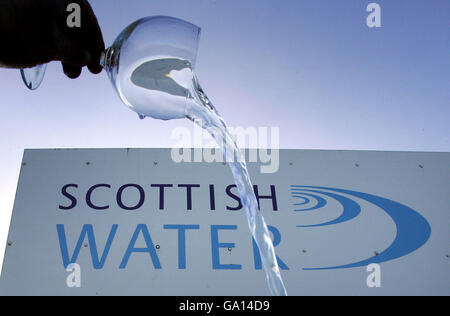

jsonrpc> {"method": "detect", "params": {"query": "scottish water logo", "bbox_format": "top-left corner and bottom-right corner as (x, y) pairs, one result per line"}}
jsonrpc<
(291, 185), (431, 270)
(55, 183), (431, 271)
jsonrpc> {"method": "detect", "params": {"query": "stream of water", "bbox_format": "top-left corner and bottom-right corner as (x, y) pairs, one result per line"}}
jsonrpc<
(123, 56), (287, 296)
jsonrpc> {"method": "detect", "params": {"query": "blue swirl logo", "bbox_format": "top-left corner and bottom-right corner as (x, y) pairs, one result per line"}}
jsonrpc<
(291, 185), (431, 270)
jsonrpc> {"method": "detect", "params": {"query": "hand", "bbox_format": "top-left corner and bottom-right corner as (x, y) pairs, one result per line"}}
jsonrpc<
(0, 0), (104, 79)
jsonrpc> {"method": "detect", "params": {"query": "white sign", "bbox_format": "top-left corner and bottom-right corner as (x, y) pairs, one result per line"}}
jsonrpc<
(0, 149), (449, 295)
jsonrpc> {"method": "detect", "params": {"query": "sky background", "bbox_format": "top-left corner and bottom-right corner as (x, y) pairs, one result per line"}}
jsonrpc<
(0, 0), (449, 271)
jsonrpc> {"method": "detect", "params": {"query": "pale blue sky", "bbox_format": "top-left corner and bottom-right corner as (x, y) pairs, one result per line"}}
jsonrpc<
(0, 0), (449, 269)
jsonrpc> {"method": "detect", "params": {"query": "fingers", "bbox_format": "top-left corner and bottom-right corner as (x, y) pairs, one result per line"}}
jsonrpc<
(84, 2), (105, 74)
(57, 0), (105, 78)
(88, 62), (103, 75)
(60, 43), (91, 66)
(79, 0), (105, 74)
(58, 39), (90, 79)
(62, 62), (82, 79)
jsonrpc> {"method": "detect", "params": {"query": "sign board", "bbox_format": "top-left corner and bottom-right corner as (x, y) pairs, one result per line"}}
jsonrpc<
(0, 149), (449, 295)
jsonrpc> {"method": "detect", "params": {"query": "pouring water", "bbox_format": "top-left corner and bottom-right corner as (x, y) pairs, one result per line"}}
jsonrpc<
(21, 16), (288, 296)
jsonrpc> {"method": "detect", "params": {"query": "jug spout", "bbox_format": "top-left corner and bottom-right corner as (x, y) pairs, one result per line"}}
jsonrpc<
(101, 46), (121, 89)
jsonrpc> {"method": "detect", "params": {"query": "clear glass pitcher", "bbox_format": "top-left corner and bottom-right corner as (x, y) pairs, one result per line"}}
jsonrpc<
(21, 16), (201, 121)
(100, 16), (201, 120)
